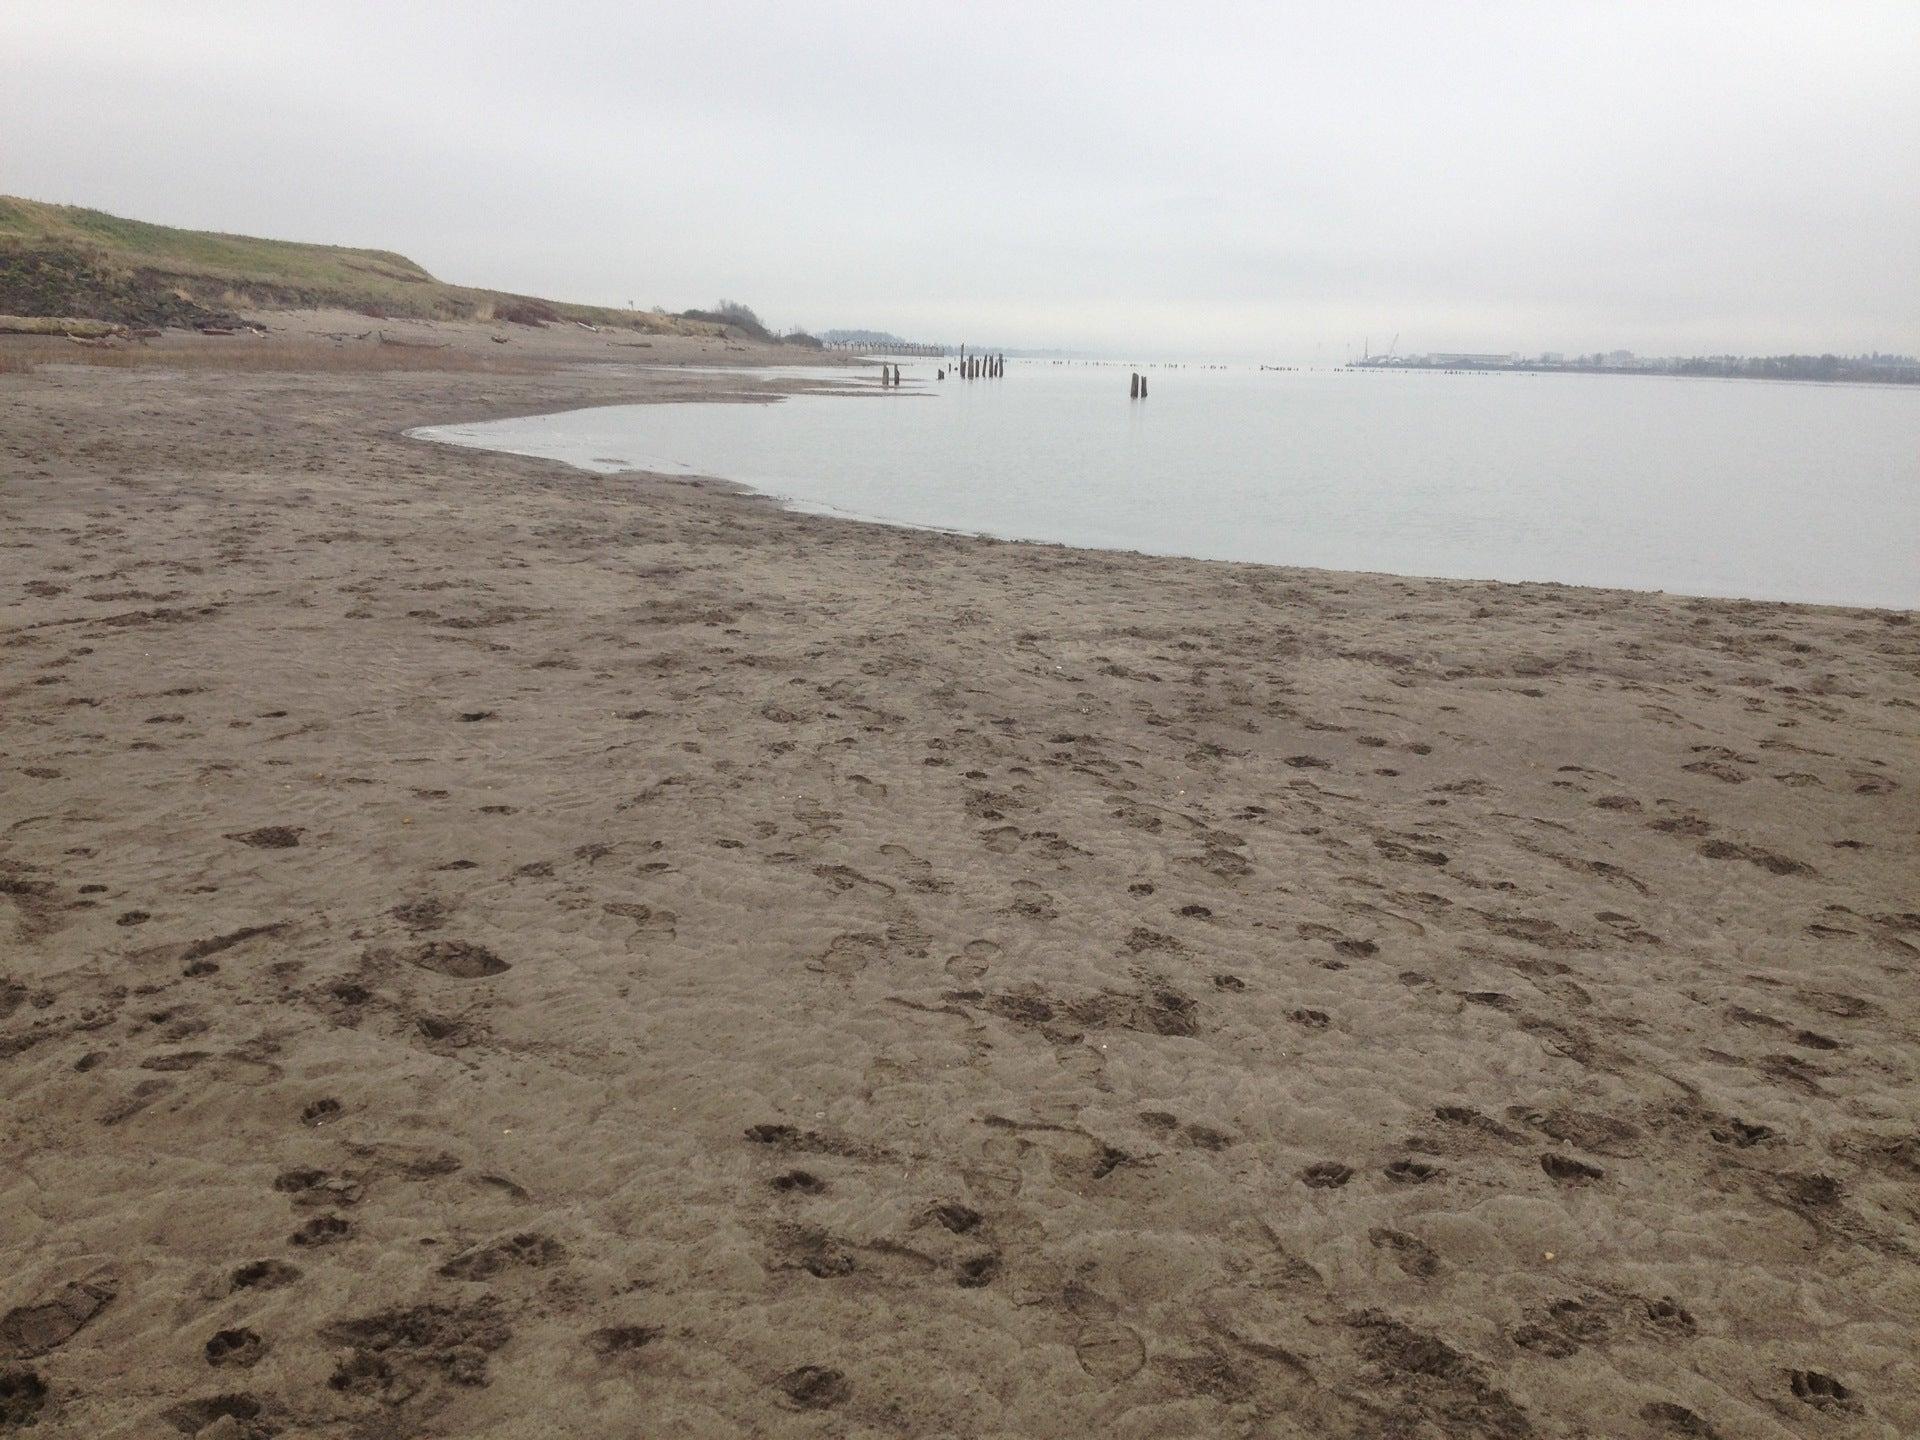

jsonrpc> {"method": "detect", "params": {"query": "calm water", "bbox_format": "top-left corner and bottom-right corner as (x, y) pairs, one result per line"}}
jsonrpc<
(415, 362), (1919, 609)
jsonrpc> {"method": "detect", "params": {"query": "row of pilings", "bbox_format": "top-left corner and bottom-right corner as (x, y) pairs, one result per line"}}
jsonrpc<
(938, 348), (1003, 381)
(886, 354), (1149, 397)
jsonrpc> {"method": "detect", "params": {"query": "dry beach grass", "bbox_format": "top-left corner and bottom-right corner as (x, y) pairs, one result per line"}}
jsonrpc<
(2, 318), (1917, 1438)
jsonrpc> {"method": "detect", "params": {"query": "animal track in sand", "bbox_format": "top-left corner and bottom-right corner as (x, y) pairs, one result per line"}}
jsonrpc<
(1539, 1154), (1604, 1184)
(586, 1325), (660, 1357)
(1788, 1370), (1856, 1412)
(743, 1122), (890, 1162)
(1709, 1118), (1773, 1147)
(0, 1369), (48, 1426)
(777, 1365), (849, 1410)
(1514, 1107), (1642, 1157)
(1640, 1400), (1721, 1437)
(414, 1014), (478, 1050)
(204, 1328), (266, 1367)
(771, 1170), (827, 1194)
(961, 981), (1200, 1039)
(951, 1247), (1002, 1288)
(1301, 1162), (1353, 1189)
(226, 826), (303, 848)
(389, 896), (450, 931)
(930, 1201), (982, 1234)
(320, 1300), (511, 1390)
(159, 1392), (266, 1434)
(274, 1169), (362, 1208)
(1510, 1296), (1612, 1357)
(228, 1260), (300, 1292)
(289, 1214), (352, 1247)
(438, 1233), (565, 1280)
(300, 1097), (342, 1126)
(1345, 1310), (1530, 1437)
(1369, 1227), (1441, 1278)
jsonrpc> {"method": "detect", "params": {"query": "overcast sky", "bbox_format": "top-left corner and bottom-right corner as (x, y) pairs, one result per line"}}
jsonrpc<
(5, 2), (1917, 359)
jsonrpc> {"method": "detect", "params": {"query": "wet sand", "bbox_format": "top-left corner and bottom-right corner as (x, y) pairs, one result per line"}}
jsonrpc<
(3, 316), (1917, 1439)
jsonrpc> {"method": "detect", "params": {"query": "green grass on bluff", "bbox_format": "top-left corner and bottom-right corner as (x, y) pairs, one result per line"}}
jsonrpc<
(0, 195), (710, 333)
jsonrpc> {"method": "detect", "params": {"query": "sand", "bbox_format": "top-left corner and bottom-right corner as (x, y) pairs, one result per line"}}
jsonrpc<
(2, 316), (1917, 1439)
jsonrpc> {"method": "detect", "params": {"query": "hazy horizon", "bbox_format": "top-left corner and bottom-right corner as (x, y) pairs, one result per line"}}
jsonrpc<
(5, 2), (1917, 362)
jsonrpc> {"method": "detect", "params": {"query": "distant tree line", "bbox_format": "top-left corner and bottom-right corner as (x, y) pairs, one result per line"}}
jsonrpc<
(672, 300), (824, 348)
(1665, 353), (1920, 383)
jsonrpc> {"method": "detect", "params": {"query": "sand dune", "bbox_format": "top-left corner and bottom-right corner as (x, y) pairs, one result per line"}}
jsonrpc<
(3, 320), (1916, 1438)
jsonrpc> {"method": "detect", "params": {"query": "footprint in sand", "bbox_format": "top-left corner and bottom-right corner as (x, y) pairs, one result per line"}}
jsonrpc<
(810, 933), (883, 977)
(878, 843), (949, 892)
(944, 939), (998, 981)
(1074, 1321), (1146, 1382)
(226, 826), (303, 849)
(0, 1280), (115, 1357)
(402, 941), (510, 978)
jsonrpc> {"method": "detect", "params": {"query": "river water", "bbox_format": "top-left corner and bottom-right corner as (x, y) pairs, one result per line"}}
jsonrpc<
(413, 360), (1919, 609)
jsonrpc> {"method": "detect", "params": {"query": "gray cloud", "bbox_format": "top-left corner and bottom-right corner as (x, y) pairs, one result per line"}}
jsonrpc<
(5, 1), (1916, 358)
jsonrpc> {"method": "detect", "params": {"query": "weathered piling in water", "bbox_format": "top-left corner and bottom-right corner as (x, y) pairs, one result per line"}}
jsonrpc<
(1139, 373), (1147, 398)
(1130, 372), (1139, 398)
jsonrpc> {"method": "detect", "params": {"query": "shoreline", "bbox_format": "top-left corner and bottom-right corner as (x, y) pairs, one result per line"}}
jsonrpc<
(4, 314), (1917, 1439)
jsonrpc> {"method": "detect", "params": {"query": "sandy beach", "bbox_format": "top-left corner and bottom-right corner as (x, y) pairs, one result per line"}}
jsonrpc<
(3, 319), (1917, 1439)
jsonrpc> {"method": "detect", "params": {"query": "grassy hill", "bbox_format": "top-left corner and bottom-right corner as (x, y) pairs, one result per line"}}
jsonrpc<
(0, 195), (714, 333)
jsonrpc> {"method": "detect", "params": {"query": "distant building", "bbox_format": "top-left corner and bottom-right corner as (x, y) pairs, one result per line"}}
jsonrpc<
(1425, 353), (1516, 366)
(1606, 350), (1635, 366)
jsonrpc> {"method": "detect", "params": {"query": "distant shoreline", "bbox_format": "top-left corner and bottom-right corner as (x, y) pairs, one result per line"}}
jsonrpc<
(1348, 357), (1920, 386)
